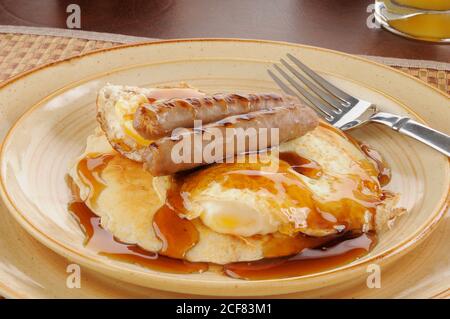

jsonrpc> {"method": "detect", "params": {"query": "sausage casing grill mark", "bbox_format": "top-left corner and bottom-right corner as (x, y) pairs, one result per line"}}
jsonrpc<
(133, 93), (297, 139)
(143, 103), (319, 176)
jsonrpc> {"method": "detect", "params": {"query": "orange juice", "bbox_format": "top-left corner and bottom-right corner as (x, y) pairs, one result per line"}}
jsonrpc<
(389, 13), (450, 40)
(393, 0), (450, 11)
(375, 0), (450, 42)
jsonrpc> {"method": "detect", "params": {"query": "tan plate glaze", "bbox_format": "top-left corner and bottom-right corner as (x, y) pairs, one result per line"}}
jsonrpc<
(0, 39), (449, 297)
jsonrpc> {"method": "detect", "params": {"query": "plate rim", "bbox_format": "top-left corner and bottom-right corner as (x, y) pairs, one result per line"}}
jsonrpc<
(1, 38), (449, 99)
(0, 38), (449, 297)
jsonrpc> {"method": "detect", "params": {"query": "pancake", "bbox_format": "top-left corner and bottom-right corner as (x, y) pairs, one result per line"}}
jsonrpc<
(68, 125), (405, 264)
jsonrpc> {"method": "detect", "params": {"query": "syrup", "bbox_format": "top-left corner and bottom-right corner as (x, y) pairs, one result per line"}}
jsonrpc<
(224, 232), (376, 280)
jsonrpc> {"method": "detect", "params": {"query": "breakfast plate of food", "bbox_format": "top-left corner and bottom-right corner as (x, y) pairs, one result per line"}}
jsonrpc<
(0, 39), (448, 297)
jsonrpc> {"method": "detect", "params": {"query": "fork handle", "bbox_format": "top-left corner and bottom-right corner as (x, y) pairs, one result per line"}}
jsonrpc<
(370, 112), (450, 157)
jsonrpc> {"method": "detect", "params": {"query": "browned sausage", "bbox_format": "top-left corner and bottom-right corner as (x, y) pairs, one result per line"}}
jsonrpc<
(143, 103), (319, 176)
(133, 93), (297, 139)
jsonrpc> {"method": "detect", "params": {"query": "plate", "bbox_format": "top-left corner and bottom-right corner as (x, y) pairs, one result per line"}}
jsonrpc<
(0, 39), (448, 297)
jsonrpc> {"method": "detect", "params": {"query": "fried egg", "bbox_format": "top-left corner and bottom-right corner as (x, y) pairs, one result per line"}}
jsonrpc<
(96, 84), (205, 161)
(154, 123), (387, 238)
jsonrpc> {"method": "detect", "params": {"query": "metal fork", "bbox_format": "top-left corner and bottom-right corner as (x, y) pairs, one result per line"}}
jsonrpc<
(268, 53), (450, 157)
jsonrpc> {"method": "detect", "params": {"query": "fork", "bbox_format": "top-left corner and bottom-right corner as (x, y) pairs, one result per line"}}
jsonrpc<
(268, 53), (450, 157)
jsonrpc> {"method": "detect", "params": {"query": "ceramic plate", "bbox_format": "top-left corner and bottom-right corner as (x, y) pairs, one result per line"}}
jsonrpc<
(0, 39), (448, 297)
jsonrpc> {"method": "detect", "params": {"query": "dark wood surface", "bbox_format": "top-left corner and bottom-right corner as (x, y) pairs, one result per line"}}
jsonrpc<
(0, 0), (449, 62)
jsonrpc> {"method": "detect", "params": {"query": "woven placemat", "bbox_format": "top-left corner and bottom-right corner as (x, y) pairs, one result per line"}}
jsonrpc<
(0, 30), (449, 95)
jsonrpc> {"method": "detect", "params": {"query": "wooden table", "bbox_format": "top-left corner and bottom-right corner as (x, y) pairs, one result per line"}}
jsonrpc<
(0, 0), (449, 62)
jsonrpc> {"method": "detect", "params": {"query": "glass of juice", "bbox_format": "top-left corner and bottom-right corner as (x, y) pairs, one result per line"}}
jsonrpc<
(374, 0), (450, 42)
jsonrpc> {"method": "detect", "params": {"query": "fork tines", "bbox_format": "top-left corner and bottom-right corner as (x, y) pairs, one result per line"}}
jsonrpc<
(268, 53), (359, 123)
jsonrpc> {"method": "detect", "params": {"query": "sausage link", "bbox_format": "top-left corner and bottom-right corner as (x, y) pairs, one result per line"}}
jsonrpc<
(133, 93), (296, 139)
(143, 103), (319, 176)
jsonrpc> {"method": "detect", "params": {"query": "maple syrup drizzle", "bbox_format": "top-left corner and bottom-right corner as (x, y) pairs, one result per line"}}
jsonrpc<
(68, 200), (207, 274)
(261, 232), (337, 258)
(359, 143), (391, 187)
(76, 154), (115, 206)
(224, 232), (376, 280)
(279, 151), (323, 179)
(153, 204), (199, 259)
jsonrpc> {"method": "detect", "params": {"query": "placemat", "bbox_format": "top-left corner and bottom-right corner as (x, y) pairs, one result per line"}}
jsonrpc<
(0, 27), (449, 95)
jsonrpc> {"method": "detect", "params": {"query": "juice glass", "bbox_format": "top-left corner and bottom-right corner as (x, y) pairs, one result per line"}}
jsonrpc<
(374, 0), (450, 42)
